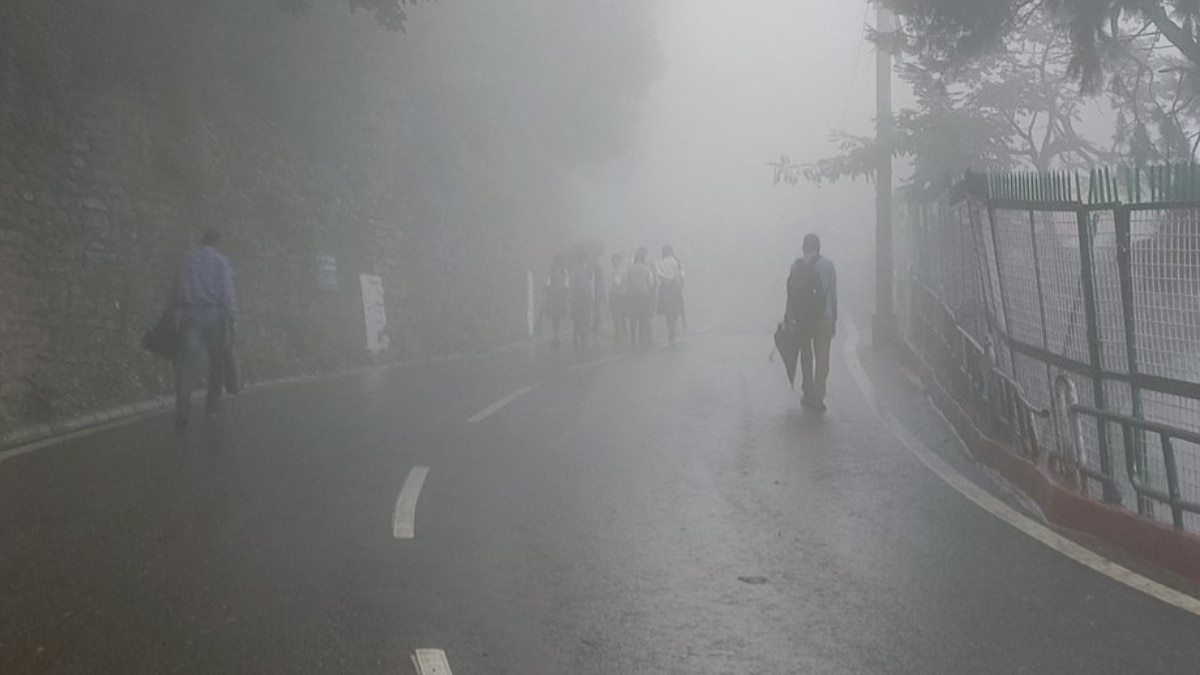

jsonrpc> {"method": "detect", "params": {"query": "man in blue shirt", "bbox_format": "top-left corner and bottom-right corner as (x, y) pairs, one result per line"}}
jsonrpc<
(785, 233), (837, 412)
(169, 229), (237, 429)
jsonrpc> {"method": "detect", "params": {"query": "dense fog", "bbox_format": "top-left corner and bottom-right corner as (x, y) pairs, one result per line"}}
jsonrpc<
(568, 0), (880, 331)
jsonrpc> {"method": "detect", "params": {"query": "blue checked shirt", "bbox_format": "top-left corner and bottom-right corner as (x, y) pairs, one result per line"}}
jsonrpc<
(171, 246), (237, 318)
(813, 256), (837, 324)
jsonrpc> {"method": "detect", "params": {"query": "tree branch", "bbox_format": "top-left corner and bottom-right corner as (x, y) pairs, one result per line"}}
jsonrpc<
(1141, 3), (1200, 66)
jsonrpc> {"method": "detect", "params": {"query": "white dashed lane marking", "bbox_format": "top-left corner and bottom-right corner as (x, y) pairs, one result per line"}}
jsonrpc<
(412, 649), (452, 674)
(467, 386), (533, 424)
(392, 467), (430, 539)
(567, 353), (627, 373)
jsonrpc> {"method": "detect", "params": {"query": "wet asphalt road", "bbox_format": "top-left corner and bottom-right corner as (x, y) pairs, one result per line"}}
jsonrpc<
(3, 329), (1200, 674)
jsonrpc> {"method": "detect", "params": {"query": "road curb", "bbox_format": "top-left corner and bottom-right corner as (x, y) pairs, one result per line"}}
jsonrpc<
(0, 336), (545, 456)
(895, 337), (1200, 584)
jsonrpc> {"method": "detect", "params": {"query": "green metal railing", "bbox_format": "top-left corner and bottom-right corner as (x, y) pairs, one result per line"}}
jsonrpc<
(986, 170), (1084, 203)
(907, 165), (1200, 531)
(983, 164), (1200, 205)
(1056, 376), (1200, 530)
(913, 282), (1048, 459)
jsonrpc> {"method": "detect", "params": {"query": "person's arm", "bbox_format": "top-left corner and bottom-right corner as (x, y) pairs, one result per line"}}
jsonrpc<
(219, 256), (238, 340)
(823, 260), (838, 326)
(783, 267), (795, 325)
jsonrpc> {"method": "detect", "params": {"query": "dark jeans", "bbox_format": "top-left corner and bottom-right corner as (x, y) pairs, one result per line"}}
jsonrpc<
(664, 314), (680, 345)
(175, 307), (228, 422)
(799, 319), (834, 404)
(633, 315), (652, 351)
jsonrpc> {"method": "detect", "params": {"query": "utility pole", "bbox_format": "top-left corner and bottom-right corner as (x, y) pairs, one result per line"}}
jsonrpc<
(873, 5), (897, 348)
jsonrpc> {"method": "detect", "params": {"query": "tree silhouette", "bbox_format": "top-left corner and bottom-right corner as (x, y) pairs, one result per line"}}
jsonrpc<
(278, 0), (427, 31)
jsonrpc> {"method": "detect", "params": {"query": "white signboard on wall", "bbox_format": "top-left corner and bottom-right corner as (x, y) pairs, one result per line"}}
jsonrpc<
(360, 273), (389, 355)
(316, 253), (339, 291)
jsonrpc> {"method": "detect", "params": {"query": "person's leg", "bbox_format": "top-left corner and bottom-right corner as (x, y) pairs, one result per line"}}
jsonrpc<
(174, 317), (202, 427)
(202, 315), (227, 415)
(813, 322), (833, 408)
(798, 331), (816, 404)
(667, 315), (678, 345)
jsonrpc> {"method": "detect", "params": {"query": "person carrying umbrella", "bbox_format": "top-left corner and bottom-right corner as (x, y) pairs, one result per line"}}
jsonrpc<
(780, 233), (837, 412)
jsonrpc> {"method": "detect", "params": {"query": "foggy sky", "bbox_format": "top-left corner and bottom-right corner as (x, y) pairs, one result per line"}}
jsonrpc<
(570, 0), (886, 326)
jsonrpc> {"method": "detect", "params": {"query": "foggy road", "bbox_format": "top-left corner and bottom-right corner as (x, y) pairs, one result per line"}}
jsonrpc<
(3, 329), (1200, 675)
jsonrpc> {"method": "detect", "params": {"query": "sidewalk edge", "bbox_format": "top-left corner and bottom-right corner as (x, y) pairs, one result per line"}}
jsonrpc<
(895, 337), (1200, 584)
(0, 336), (543, 457)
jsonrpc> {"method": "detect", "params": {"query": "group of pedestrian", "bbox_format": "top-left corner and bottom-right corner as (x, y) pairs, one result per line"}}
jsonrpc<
(542, 244), (686, 353)
(541, 252), (604, 353)
(610, 245), (686, 350)
(161, 228), (836, 433)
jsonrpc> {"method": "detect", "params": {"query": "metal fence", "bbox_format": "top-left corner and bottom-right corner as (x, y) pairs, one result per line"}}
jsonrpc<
(903, 168), (1200, 533)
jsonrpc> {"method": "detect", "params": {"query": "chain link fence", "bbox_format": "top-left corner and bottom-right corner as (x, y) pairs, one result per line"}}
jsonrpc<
(903, 168), (1200, 532)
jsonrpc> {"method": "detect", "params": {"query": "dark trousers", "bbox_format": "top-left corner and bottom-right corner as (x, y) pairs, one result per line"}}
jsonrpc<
(633, 315), (652, 350)
(548, 317), (565, 350)
(664, 314), (680, 345)
(175, 307), (228, 422)
(571, 308), (592, 352)
(611, 306), (630, 347)
(799, 319), (834, 404)
(628, 293), (654, 351)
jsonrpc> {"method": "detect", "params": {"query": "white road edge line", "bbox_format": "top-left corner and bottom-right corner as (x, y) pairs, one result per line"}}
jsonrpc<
(0, 338), (548, 468)
(467, 386), (533, 424)
(392, 466), (430, 539)
(842, 320), (1200, 617)
(412, 648), (453, 675)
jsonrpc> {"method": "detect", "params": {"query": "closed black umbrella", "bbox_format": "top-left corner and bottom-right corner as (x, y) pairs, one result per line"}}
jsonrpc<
(774, 322), (801, 389)
(223, 342), (240, 395)
(141, 313), (179, 361)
